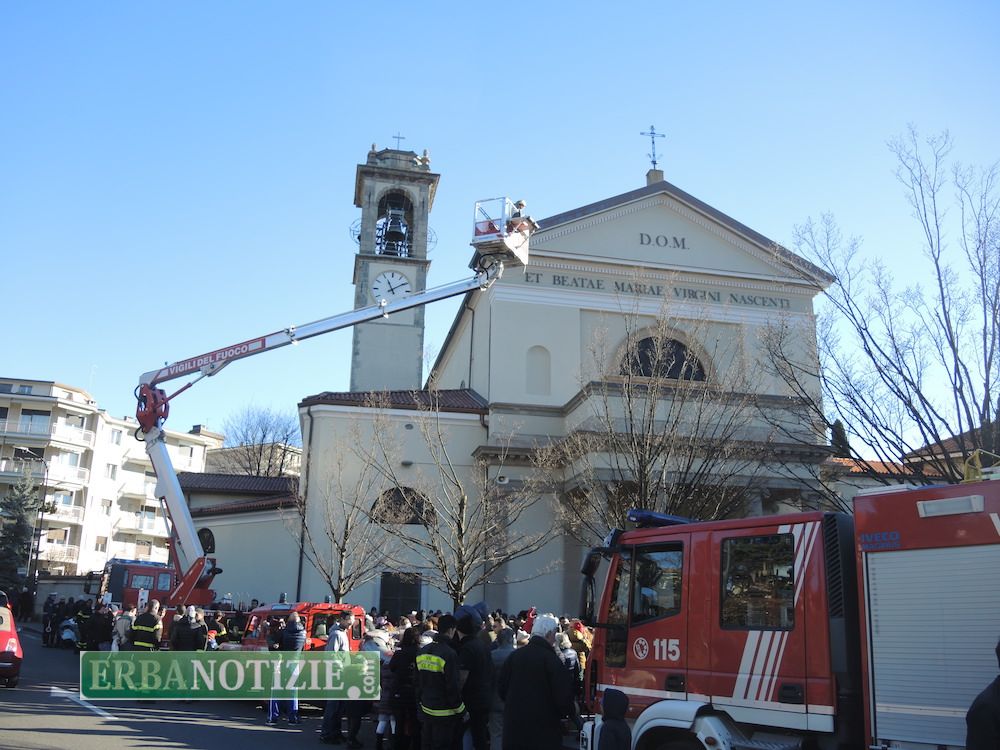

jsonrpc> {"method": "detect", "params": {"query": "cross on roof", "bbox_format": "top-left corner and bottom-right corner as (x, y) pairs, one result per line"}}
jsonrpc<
(640, 125), (666, 170)
(392, 132), (406, 149)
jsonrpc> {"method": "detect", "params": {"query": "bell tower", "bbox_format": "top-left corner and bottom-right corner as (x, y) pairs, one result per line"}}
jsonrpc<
(350, 144), (439, 391)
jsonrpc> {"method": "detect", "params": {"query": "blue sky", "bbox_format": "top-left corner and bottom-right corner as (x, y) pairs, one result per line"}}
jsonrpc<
(4, 2), (998, 438)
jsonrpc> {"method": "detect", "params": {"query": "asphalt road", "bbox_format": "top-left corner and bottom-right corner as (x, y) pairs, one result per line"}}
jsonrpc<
(0, 623), (360, 750)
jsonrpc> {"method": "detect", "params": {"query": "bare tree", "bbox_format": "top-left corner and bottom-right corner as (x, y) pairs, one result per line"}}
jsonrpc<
(296, 419), (400, 603)
(538, 300), (779, 547)
(766, 128), (1000, 484)
(362, 392), (553, 609)
(215, 406), (302, 477)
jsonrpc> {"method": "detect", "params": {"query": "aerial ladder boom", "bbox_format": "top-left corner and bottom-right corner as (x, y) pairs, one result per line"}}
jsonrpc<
(133, 199), (536, 606)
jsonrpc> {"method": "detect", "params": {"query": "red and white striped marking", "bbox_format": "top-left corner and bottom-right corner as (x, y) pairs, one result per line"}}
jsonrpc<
(732, 521), (820, 702)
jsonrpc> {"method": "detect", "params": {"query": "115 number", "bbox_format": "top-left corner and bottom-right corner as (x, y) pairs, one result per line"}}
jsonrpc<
(652, 638), (680, 661)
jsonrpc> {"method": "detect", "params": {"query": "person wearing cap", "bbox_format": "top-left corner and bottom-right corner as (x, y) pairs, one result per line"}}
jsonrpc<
(455, 604), (494, 750)
(416, 614), (465, 750)
(498, 613), (574, 750)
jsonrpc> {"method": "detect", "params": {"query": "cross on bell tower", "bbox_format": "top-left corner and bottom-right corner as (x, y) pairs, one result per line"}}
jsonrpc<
(350, 143), (440, 391)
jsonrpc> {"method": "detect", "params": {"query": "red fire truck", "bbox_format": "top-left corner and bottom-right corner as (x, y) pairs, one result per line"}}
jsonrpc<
(579, 474), (1000, 750)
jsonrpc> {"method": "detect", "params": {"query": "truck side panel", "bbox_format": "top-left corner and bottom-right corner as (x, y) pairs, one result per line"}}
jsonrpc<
(855, 479), (1000, 749)
(864, 543), (1000, 745)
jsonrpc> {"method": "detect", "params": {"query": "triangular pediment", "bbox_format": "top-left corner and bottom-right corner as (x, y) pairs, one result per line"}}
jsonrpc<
(530, 181), (831, 286)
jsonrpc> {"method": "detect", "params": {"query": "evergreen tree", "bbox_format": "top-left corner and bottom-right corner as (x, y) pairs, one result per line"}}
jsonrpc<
(831, 419), (852, 458)
(0, 467), (40, 594)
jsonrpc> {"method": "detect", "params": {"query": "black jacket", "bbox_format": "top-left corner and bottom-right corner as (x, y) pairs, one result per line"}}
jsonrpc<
(389, 643), (419, 709)
(170, 617), (207, 651)
(967, 675), (1000, 750)
(498, 636), (573, 750)
(416, 636), (465, 717)
(130, 611), (162, 651)
(280, 620), (306, 652)
(458, 633), (495, 711)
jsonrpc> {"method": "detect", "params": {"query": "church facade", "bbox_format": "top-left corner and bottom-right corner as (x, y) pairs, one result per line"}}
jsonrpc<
(291, 148), (834, 617)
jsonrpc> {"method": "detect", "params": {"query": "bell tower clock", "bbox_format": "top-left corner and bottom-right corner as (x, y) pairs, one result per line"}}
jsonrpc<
(350, 143), (440, 391)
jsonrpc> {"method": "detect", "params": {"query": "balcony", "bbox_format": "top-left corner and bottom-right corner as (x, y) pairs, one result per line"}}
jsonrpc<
(116, 514), (169, 537)
(0, 458), (44, 480)
(50, 421), (96, 447)
(123, 452), (153, 468)
(120, 476), (158, 499)
(38, 543), (80, 563)
(47, 463), (90, 485)
(48, 504), (85, 524)
(0, 418), (51, 441)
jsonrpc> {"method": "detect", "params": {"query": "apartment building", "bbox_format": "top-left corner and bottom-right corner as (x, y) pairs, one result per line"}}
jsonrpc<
(0, 377), (223, 576)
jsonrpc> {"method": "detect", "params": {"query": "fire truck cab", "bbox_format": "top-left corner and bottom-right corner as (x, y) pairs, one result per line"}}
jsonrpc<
(579, 478), (1000, 750)
(84, 558), (177, 611)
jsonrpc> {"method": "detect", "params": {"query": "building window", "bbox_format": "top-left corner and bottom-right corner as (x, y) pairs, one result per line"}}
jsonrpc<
(105, 464), (118, 480)
(604, 550), (632, 668)
(0, 384), (11, 393)
(136, 539), (153, 557)
(54, 491), (73, 506)
(621, 337), (706, 381)
(18, 385), (32, 395)
(95, 536), (107, 553)
(111, 429), (122, 445)
(46, 528), (68, 545)
(0, 406), (8, 420)
(372, 487), (434, 525)
(720, 533), (795, 630)
(101, 499), (112, 516)
(19, 409), (51, 433)
(526, 345), (551, 395)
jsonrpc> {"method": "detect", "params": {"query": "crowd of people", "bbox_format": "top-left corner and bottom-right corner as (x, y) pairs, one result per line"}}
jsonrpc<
(38, 593), (238, 652)
(36, 592), (626, 750)
(310, 604), (614, 750)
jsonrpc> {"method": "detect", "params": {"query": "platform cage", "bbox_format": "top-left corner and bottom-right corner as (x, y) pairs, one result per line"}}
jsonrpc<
(470, 197), (532, 269)
(472, 198), (525, 242)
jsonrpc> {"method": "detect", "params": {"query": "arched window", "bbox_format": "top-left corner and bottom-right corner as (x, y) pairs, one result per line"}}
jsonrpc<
(372, 486), (434, 526)
(526, 345), (551, 395)
(621, 337), (706, 381)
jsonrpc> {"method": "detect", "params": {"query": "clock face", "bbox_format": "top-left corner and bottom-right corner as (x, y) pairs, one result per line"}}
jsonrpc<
(371, 271), (412, 301)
